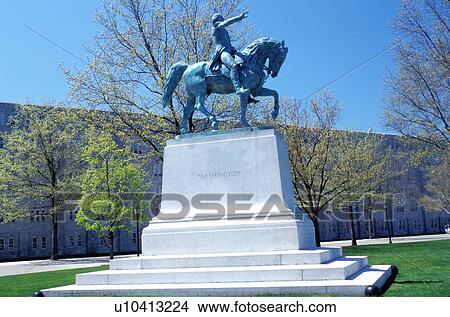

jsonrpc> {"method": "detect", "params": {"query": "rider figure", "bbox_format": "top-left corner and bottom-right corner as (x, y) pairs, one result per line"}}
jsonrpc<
(210, 11), (249, 96)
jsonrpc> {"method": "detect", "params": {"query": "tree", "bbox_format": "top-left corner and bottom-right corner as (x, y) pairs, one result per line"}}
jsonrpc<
(0, 104), (85, 259)
(274, 93), (399, 246)
(420, 153), (450, 213)
(360, 192), (396, 244)
(64, 0), (254, 157)
(329, 132), (395, 246)
(383, 0), (449, 151)
(274, 93), (341, 246)
(76, 132), (146, 259)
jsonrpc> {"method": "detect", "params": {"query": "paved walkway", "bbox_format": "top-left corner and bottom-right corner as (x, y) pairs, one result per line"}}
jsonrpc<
(322, 233), (450, 247)
(0, 234), (448, 277)
(0, 254), (131, 277)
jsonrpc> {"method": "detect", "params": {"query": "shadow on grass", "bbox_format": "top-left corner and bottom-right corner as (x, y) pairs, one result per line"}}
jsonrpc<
(395, 280), (443, 284)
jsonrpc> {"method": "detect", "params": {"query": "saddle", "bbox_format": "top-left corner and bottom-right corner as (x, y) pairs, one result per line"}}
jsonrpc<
(207, 53), (245, 78)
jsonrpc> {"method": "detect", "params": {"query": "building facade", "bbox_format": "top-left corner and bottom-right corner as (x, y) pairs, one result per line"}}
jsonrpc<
(0, 102), (448, 261)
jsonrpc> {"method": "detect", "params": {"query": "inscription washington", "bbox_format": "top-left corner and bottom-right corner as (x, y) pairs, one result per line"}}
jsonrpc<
(198, 170), (241, 180)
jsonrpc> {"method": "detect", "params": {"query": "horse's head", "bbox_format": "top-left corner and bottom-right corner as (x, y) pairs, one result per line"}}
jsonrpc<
(268, 40), (288, 78)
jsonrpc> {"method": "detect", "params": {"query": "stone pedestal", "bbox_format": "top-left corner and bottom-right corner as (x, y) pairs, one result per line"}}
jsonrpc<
(142, 127), (316, 255)
(41, 127), (395, 297)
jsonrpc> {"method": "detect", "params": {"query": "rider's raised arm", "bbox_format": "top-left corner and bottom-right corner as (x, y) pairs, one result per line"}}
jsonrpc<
(214, 11), (248, 29)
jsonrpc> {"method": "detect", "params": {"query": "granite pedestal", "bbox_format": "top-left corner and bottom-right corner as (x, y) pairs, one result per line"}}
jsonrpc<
(42, 127), (394, 296)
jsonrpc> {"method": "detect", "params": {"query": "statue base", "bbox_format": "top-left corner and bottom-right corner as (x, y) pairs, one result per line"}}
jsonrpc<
(142, 127), (316, 255)
(41, 128), (395, 296)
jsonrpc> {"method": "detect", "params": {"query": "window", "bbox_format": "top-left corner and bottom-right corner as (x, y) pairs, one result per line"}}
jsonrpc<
(153, 164), (163, 177)
(41, 236), (47, 249)
(69, 235), (74, 247)
(398, 220), (406, 230)
(99, 237), (104, 246)
(8, 238), (13, 251)
(133, 145), (144, 155)
(0, 239), (4, 251)
(414, 220), (421, 230)
(0, 111), (6, 125)
(32, 237), (38, 250)
(77, 234), (82, 247)
(396, 206), (404, 213)
(391, 142), (398, 151)
(132, 233), (137, 244)
(69, 211), (74, 221)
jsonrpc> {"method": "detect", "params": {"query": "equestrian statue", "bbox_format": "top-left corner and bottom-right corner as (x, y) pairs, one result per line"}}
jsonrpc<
(162, 11), (288, 134)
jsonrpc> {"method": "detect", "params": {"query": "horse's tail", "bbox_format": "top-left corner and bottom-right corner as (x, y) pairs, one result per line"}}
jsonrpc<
(162, 62), (189, 108)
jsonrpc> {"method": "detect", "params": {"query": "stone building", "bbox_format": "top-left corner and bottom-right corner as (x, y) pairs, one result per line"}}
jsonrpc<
(0, 102), (448, 261)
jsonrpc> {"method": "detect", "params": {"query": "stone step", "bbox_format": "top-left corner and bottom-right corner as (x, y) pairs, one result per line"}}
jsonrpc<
(76, 256), (367, 285)
(42, 264), (392, 297)
(110, 247), (342, 270)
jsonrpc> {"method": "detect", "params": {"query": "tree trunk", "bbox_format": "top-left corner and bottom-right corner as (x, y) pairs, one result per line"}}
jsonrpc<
(50, 193), (59, 260)
(136, 210), (140, 257)
(348, 206), (358, 246)
(311, 217), (321, 247)
(367, 212), (372, 239)
(385, 207), (393, 244)
(108, 230), (114, 259)
(51, 214), (59, 260)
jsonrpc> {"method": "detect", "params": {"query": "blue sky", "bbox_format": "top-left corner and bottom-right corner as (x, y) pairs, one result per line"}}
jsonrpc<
(0, 0), (400, 132)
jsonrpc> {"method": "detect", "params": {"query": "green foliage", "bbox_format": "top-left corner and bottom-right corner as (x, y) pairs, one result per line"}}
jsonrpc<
(403, 138), (449, 213)
(76, 133), (146, 243)
(275, 93), (397, 216)
(272, 93), (406, 245)
(328, 131), (396, 210)
(420, 155), (450, 212)
(0, 104), (85, 222)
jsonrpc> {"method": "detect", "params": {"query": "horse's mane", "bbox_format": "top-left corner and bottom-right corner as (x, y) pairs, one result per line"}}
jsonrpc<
(241, 37), (280, 59)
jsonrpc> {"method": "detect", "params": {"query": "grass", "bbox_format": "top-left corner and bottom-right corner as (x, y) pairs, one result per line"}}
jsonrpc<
(343, 239), (450, 296)
(0, 240), (448, 296)
(0, 265), (108, 297)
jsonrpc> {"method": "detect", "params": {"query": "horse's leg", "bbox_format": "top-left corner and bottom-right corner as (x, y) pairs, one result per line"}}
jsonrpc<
(196, 94), (219, 131)
(181, 94), (195, 134)
(240, 92), (251, 128)
(252, 87), (279, 119)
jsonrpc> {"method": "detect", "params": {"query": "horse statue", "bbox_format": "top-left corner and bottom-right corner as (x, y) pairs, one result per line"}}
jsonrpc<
(162, 37), (288, 134)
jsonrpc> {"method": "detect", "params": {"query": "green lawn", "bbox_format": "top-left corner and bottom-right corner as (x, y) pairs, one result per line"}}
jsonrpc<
(0, 265), (109, 297)
(0, 240), (448, 297)
(343, 239), (450, 296)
